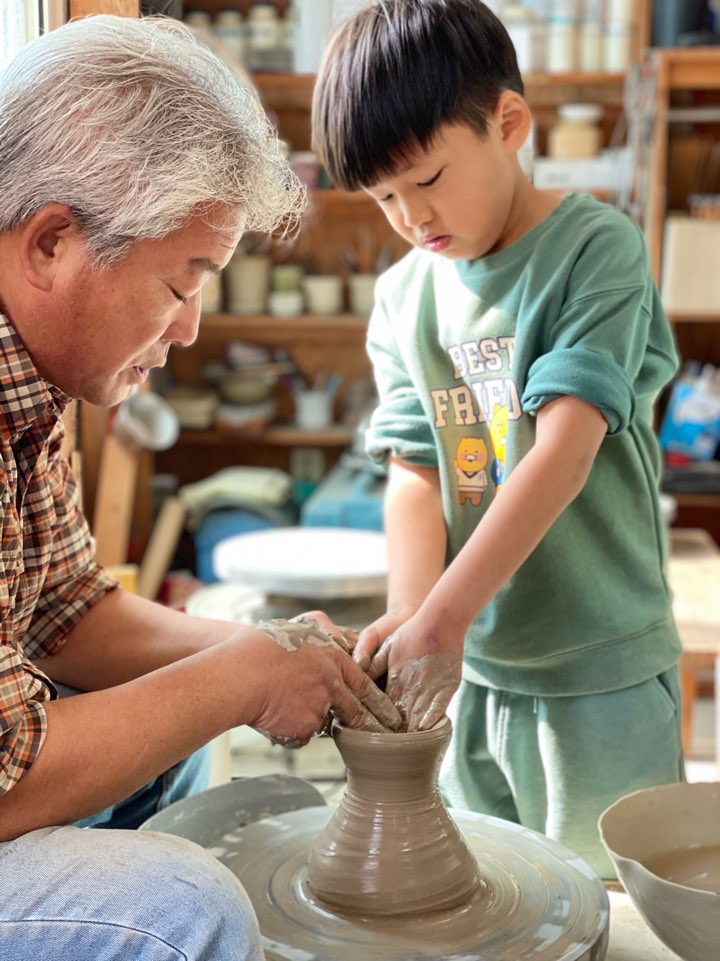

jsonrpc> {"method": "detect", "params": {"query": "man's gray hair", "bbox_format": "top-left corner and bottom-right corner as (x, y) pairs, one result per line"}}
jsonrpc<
(0, 15), (304, 265)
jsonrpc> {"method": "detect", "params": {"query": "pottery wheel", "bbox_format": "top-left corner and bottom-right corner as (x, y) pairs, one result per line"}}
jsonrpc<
(210, 805), (609, 961)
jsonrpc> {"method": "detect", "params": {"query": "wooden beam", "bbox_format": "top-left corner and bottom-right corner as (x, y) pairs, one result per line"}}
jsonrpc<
(69, 0), (138, 18)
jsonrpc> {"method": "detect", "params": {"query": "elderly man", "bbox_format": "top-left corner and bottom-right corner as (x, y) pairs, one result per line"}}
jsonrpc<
(0, 15), (397, 960)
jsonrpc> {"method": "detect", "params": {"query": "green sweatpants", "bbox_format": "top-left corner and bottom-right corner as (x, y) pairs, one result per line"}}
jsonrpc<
(439, 668), (684, 879)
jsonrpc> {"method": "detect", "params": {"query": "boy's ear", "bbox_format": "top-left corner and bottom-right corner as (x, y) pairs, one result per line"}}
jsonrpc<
(494, 90), (533, 153)
(19, 204), (80, 292)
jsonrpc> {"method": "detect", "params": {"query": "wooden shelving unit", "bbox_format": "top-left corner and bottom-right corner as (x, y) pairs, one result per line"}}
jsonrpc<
(641, 49), (720, 539)
(645, 48), (720, 283)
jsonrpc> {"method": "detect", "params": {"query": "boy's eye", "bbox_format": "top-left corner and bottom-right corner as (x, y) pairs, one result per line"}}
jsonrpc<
(418, 168), (443, 188)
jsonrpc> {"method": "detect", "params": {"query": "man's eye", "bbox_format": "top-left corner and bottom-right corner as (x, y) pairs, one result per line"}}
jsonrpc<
(418, 169), (442, 187)
(170, 287), (188, 305)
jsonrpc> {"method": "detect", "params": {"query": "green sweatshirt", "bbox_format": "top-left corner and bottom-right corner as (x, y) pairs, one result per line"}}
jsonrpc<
(366, 194), (682, 696)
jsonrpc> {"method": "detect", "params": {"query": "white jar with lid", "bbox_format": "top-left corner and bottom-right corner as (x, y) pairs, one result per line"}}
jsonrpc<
(603, 21), (633, 73)
(547, 103), (604, 159)
(247, 3), (280, 52)
(606, 0), (637, 23)
(546, 19), (579, 73)
(214, 10), (247, 64)
(579, 20), (602, 72)
(501, 4), (543, 74)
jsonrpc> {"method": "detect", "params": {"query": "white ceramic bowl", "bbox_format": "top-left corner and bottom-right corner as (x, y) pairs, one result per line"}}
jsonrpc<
(218, 370), (277, 405)
(599, 781), (720, 961)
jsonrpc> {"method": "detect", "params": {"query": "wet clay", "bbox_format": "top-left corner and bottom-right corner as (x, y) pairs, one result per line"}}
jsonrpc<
(643, 844), (720, 894)
(306, 718), (480, 915)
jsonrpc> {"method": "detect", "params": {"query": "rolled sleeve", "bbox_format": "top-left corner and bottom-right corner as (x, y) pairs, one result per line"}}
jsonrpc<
(0, 647), (52, 795)
(522, 345), (636, 434)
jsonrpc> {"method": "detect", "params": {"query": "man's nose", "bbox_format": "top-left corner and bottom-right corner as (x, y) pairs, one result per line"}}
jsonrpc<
(169, 296), (201, 348)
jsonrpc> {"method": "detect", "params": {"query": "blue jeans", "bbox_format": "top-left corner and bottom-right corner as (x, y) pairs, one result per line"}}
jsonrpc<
(0, 685), (262, 959)
(0, 825), (263, 960)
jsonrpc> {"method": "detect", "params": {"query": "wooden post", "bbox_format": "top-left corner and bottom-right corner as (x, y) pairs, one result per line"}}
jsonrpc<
(69, 1), (139, 18)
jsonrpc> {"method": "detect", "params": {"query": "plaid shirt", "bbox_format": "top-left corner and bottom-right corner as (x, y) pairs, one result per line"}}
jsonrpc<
(0, 313), (116, 796)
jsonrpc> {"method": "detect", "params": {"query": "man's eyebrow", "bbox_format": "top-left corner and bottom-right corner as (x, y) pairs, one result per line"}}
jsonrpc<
(187, 256), (223, 274)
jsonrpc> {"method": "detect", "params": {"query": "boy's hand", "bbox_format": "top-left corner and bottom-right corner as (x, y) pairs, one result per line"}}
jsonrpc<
(367, 615), (463, 732)
(353, 605), (419, 673)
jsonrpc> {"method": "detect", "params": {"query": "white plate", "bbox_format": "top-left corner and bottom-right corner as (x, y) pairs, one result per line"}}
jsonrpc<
(213, 527), (388, 599)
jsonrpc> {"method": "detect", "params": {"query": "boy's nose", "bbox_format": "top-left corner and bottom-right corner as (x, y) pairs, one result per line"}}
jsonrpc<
(399, 196), (432, 229)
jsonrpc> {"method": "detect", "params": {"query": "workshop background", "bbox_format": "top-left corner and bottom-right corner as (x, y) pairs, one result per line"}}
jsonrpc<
(3, 0), (719, 792)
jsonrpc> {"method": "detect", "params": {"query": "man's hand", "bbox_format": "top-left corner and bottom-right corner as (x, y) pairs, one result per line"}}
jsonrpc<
(241, 618), (402, 747)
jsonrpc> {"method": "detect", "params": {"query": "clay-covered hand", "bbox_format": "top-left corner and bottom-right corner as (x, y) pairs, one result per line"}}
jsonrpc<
(253, 618), (402, 745)
(351, 604), (419, 673)
(370, 617), (463, 732)
(290, 610), (359, 656)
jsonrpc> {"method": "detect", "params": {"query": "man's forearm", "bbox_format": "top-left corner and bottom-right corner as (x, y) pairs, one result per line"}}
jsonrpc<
(2, 637), (257, 840)
(35, 588), (239, 690)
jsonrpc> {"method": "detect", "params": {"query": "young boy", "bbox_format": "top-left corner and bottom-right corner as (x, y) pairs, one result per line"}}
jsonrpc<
(312, 0), (684, 878)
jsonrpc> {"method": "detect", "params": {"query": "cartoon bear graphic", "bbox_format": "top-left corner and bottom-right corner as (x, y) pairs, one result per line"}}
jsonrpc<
(455, 437), (488, 506)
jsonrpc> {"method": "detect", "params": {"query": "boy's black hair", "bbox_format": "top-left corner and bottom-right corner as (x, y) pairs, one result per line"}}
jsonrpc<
(312, 0), (523, 191)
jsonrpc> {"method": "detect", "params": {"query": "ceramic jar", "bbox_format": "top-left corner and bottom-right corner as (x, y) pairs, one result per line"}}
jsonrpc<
(306, 717), (480, 916)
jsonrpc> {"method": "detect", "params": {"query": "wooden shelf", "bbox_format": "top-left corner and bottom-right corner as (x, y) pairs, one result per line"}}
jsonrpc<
(674, 493), (720, 508)
(175, 425), (354, 447)
(200, 314), (368, 347)
(668, 313), (720, 324)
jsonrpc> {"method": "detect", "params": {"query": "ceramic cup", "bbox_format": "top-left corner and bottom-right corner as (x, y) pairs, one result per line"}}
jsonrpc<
(268, 289), (304, 318)
(303, 274), (344, 315)
(348, 273), (377, 315)
(271, 264), (305, 293)
(225, 254), (271, 315)
(295, 389), (333, 430)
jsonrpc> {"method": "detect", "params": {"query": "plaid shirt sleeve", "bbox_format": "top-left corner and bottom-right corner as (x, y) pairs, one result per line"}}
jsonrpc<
(24, 421), (117, 658)
(0, 420), (117, 796)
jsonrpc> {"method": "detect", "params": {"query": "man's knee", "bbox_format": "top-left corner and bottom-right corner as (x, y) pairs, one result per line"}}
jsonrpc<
(0, 827), (263, 961)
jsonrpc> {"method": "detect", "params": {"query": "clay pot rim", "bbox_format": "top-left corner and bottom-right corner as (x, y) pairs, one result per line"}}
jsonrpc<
(333, 715), (451, 744)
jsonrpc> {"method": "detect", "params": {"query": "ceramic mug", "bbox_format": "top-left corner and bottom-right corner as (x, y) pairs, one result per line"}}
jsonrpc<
(348, 273), (377, 315)
(295, 389), (333, 430)
(225, 254), (271, 315)
(303, 274), (344, 315)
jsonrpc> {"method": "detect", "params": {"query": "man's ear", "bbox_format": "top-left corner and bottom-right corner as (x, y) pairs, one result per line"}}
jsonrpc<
(494, 90), (533, 153)
(19, 204), (79, 292)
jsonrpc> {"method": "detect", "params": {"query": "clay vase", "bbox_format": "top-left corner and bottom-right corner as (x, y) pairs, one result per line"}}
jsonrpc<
(306, 716), (480, 916)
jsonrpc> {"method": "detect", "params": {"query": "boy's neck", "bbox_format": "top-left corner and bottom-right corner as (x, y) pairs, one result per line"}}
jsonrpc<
(490, 176), (565, 256)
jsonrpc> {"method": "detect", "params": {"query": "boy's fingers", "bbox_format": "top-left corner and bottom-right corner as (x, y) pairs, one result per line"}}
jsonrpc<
(367, 634), (394, 680)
